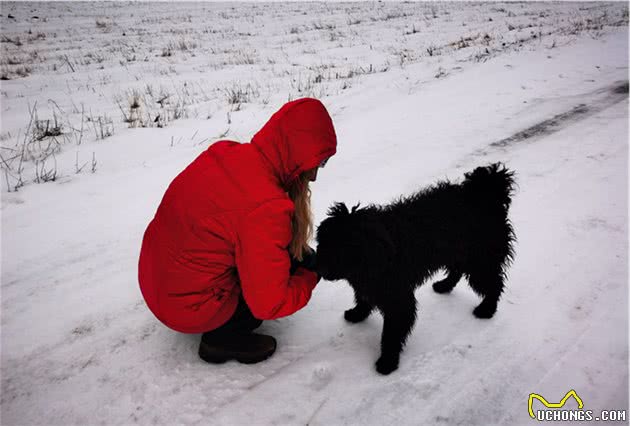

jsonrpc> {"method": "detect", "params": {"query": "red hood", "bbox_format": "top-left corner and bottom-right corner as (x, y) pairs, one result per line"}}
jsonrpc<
(251, 98), (337, 188)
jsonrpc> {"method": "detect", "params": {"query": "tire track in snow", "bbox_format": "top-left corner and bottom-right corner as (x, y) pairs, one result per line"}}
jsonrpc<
(491, 80), (628, 149)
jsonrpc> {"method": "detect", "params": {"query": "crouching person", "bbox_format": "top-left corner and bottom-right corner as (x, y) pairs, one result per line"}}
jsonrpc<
(138, 98), (336, 364)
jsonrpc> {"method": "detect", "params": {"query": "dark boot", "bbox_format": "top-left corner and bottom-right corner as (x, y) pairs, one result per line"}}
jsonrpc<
(199, 331), (277, 364)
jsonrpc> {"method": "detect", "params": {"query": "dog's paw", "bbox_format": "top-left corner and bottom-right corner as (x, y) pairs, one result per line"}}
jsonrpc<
(473, 302), (497, 319)
(375, 356), (399, 375)
(432, 279), (455, 294)
(344, 307), (370, 323)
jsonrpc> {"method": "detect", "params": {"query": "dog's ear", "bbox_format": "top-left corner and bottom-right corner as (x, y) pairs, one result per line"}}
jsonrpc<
(327, 202), (350, 217)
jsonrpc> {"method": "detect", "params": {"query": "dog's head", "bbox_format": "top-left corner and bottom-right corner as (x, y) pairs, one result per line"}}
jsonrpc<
(315, 202), (395, 283)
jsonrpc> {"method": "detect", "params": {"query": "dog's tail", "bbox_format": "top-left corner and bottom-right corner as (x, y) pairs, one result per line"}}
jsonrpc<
(462, 163), (516, 212)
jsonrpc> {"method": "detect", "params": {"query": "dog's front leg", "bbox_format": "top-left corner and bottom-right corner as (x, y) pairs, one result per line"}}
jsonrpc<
(344, 293), (373, 323)
(433, 269), (463, 294)
(376, 296), (417, 375)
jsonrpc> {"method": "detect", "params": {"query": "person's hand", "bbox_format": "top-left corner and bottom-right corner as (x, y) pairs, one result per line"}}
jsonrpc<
(289, 256), (300, 275)
(299, 249), (317, 272)
(298, 249), (321, 283)
(289, 248), (319, 282)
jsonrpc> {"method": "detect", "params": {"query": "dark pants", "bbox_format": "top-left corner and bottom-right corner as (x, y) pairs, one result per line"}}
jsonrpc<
(203, 296), (262, 339)
(203, 258), (305, 340)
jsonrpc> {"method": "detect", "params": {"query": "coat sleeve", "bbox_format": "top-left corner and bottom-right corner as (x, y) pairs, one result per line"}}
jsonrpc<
(235, 199), (319, 320)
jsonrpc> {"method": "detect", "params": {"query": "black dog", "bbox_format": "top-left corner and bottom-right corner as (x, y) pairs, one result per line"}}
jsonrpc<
(315, 163), (515, 375)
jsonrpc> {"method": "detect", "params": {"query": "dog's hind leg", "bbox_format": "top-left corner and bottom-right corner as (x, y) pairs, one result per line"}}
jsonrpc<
(375, 294), (417, 375)
(467, 267), (504, 319)
(432, 269), (463, 294)
(344, 297), (374, 323)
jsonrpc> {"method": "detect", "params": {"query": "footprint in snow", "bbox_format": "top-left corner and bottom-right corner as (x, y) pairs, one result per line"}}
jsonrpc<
(310, 363), (333, 391)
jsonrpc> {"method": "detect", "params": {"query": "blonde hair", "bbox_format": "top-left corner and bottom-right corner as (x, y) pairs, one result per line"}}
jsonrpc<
(288, 172), (314, 261)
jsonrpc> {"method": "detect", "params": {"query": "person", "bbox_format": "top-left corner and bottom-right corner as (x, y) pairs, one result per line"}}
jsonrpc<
(138, 98), (337, 364)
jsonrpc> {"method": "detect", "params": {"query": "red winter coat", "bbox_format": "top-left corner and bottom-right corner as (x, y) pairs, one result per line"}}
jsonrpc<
(138, 98), (337, 333)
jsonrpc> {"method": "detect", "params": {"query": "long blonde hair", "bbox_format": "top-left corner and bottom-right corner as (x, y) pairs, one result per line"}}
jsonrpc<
(288, 172), (313, 261)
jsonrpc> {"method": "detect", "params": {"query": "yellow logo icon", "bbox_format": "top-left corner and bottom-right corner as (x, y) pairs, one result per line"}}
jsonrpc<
(528, 390), (584, 419)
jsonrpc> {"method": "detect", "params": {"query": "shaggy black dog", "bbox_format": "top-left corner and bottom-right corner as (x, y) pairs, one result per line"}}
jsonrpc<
(315, 163), (515, 375)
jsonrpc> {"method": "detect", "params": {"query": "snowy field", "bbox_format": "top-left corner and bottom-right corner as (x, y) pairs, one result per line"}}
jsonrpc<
(1, 2), (628, 425)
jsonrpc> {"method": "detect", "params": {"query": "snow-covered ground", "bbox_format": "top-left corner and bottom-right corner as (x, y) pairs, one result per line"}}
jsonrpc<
(1, 2), (628, 425)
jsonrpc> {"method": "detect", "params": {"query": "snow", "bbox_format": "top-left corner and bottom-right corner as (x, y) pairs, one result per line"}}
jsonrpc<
(1, 2), (628, 425)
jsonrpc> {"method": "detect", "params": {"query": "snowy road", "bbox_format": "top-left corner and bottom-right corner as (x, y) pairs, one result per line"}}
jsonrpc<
(1, 6), (628, 426)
